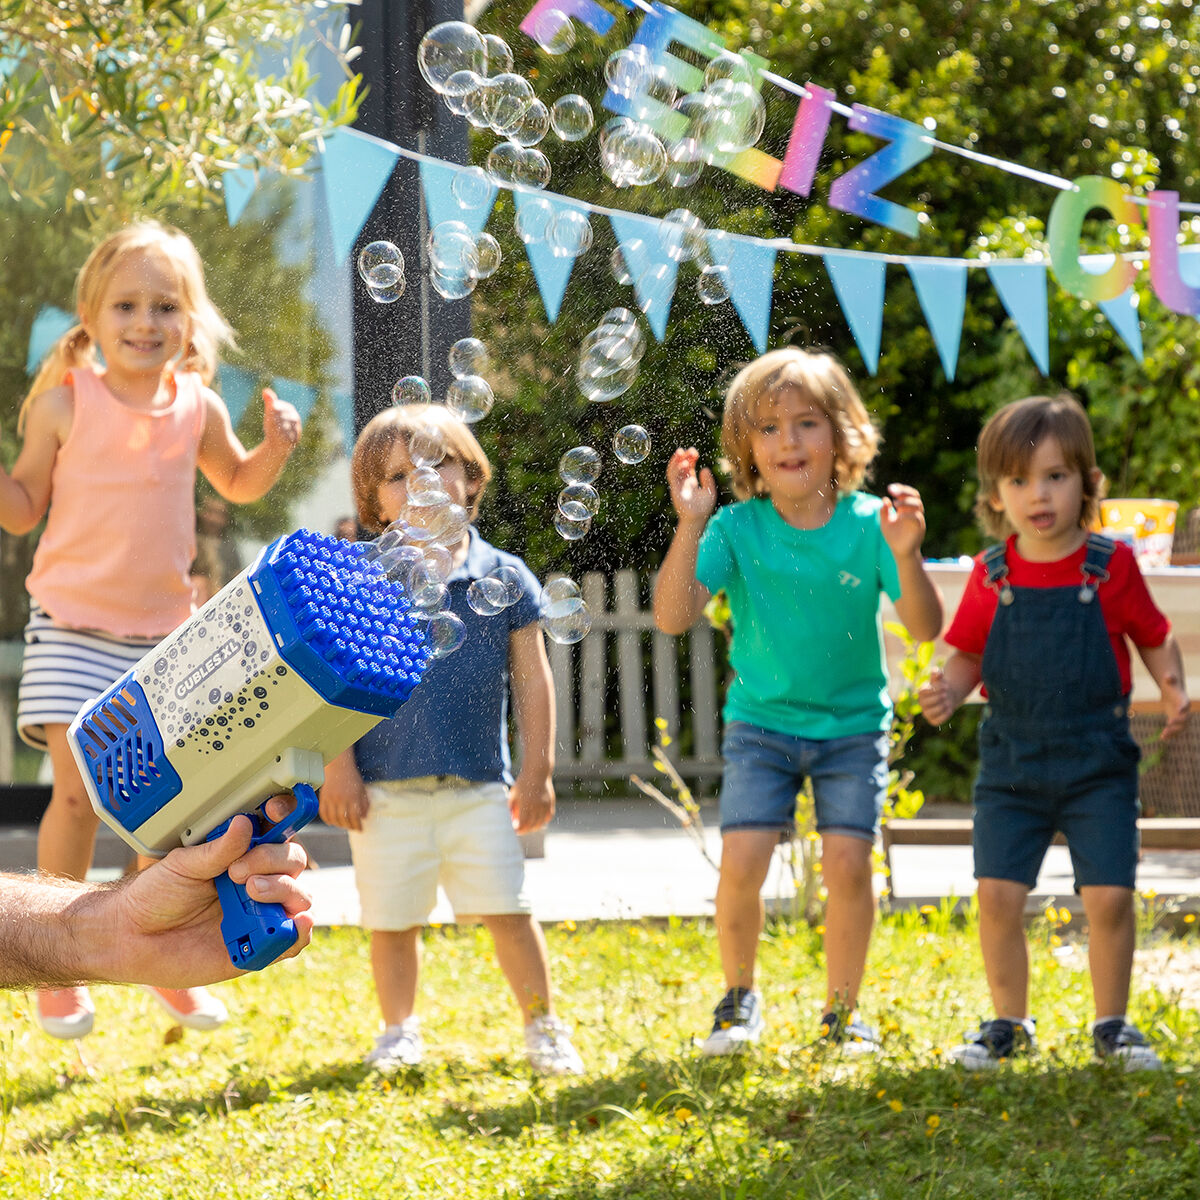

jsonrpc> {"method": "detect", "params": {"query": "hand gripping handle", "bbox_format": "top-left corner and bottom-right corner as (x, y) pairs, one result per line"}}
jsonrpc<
(207, 783), (320, 972)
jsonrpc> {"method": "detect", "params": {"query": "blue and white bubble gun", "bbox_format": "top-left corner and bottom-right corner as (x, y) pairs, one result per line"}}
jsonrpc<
(67, 530), (428, 971)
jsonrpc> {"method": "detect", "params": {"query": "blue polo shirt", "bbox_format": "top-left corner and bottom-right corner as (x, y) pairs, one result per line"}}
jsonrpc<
(354, 528), (542, 785)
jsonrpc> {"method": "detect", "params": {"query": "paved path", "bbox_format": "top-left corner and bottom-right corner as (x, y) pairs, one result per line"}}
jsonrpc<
(5, 800), (1199, 925)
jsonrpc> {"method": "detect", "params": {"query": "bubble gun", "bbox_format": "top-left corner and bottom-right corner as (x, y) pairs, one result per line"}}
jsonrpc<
(67, 530), (427, 970)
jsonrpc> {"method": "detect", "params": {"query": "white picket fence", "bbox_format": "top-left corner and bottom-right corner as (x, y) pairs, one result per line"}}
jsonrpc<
(546, 570), (726, 786)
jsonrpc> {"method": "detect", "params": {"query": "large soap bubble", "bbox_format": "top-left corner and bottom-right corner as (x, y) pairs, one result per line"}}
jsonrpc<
(697, 264), (732, 305)
(366, 275), (405, 304)
(449, 337), (489, 379)
(548, 209), (593, 258)
(531, 8), (576, 54)
(486, 139), (522, 185)
(704, 50), (756, 87)
(601, 122), (666, 188)
(428, 220), (479, 276)
(613, 424), (652, 464)
(429, 265), (477, 300)
(446, 374), (494, 423)
(704, 78), (766, 155)
(408, 420), (446, 466)
(358, 241), (405, 287)
(604, 46), (651, 98)
(468, 576), (508, 616)
(558, 483), (600, 521)
(452, 165), (492, 209)
(393, 376), (432, 406)
(418, 22), (486, 94)
(513, 146), (552, 189)
(559, 445), (601, 486)
(482, 33), (513, 75)
(553, 510), (592, 541)
(473, 232), (502, 278)
(443, 69), (482, 115)
(422, 610), (467, 658)
(662, 209), (708, 263)
(512, 98), (549, 146)
(540, 592), (592, 643)
(550, 94), (594, 141)
(484, 72), (536, 134)
(514, 195), (555, 244)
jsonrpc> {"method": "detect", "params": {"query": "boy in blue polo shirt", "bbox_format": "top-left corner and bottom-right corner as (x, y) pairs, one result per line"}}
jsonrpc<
(320, 404), (582, 1077)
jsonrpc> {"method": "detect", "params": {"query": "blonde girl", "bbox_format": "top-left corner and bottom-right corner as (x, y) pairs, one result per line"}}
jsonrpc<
(0, 220), (301, 1039)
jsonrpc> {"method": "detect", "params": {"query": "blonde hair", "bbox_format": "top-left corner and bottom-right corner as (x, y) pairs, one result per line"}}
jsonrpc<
(974, 394), (1102, 539)
(720, 348), (879, 500)
(19, 221), (233, 433)
(351, 403), (493, 531)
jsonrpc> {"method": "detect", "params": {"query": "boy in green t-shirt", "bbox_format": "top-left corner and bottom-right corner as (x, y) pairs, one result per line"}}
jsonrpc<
(654, 348), (942, 1055)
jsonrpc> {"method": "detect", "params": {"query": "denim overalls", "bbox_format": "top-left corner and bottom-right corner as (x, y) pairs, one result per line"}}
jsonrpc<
(972, 534), (1141, 890)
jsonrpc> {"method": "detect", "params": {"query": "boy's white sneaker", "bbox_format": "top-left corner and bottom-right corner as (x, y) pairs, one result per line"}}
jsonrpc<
(366, 1018), (423, 1073)
(700, 987), (764, 1056)
(524, 1015), (584, 1076)
(1093, 1019), (1162, 1071)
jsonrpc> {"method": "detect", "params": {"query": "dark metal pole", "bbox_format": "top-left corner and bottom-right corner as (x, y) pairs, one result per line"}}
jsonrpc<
(351, 0), (472, 435)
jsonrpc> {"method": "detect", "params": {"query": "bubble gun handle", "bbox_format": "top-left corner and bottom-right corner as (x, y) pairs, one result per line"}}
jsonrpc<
(208, 783), (320, 971)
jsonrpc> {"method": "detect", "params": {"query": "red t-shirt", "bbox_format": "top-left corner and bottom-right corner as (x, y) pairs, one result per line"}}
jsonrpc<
(945, 536), (1170, 696)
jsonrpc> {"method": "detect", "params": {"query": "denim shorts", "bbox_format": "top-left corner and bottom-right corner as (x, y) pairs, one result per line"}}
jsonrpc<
(719, 721), (890, 842)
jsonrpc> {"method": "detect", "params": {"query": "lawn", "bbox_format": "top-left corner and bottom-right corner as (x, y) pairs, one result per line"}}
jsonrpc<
(3, 904), (1199, 1199)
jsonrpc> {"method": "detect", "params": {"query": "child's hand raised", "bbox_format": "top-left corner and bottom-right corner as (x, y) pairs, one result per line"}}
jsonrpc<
(262, 387), (302, 450)
(880, 483), (927, 559)
(666, 447), (716, 523)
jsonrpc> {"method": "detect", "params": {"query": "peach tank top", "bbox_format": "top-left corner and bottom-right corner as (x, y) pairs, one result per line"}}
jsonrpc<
(27, 367), (207, 637)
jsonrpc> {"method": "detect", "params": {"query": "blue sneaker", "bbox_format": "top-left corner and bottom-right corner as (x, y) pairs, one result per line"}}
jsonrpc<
(819, 1010), (880, 1055)
(1093, 1019), (1162, 1071)
(949, 1017), (1036, 1070)
(700, 988), (764, 1056)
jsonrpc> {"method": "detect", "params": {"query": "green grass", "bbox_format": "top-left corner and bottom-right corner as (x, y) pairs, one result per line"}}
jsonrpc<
(3, 905), (1199, 1199)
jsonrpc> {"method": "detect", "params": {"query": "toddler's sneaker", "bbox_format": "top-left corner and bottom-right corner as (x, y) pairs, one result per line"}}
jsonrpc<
(524, 1015), (584, 1076)
(37, 987), (95, 1039)
(1093, 1019), (1162, 1071)
(145, 986), (228, 1031)
(366, 1018), (423, 1073)
(949, 1017), (1036, 1070)
(819, 1010), (880, 1056)
(699, 987), (764, 1057)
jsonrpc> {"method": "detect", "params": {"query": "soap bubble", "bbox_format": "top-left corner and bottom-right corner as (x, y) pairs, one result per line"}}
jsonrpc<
(665, 138), (705, 187)
(540, 594), (592, 643)
(514, 196), (555, 244)
(422, 610), (467, 658)
(406, 465), (445, 503)
(486, 139), (523, 185)
(544, 576), (581, 604)
(425, 502), (469, 547)
(575, 308), (646, 403)
(601, 122), (666, 188)
(420, 543), (453, 582)
(428, 220), (479, 276)
(548, 209), (593, 258)
(629, 64), (678, 122)
(558, 483), (600, 521)
(452, 165), (492, 209)
(577, 352), (638, 403)
(463, 81), (493, 128)
(559, 445), (601, 485)
(429, 266), (477, 300)
(513, 146), (552, 189)
(613, 424), (652, 464)
(610, 241), (639, 285)
(532, 8), (575, 54)
(408, 420), (446, 466)
(409, 567), (450, 613)
(705, 50), (756, 87)
(467, 576), (507, 616)
(553, 509), (592, 541)
(449, 337), (489, 379)
(357, 241), (404, 287)
(482, 33), (513, 75)
(550, 94), (594, 141)
(662, 208), (707, 263)
(446, 374), (494, 423)
(483, 73), (535, 133)
(418, 22), (486, 93)
(697, 264), (732, 304)
(604, 46), (651, 98)
(597, 307), (647, 361)
(473, 233), (502, 279)
(512, 98), (549, 146)
(393, 376), (432, 406)
(443, 69), (482, 115)
(704, 78), (766, 154)
(487, 563), (525, 606)
(366, 275), (405, 303)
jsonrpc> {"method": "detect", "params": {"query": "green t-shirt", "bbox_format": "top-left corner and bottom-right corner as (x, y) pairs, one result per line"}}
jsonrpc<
(695, 492), (902, 740)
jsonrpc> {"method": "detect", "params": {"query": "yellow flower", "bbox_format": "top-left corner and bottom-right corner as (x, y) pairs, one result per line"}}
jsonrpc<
(675, 1107), (693, 1123)
(1185, 914), (1196, 925)
(926, 1114), (940, 1129)
(1044, 905), (1058, 924)
(655, 717), (668, 730)
(1058, 907), (1072, 924)
(889, 1099), (903, 1112)
(876, 1089), (887, 1099)
(919, 904), (937, 915)
(1001, 1111), (1009, 1122)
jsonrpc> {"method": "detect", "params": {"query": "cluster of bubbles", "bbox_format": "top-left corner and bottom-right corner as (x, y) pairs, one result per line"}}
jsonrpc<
(553, 425), (650, 542)
(577, 307), (647, 403)
(538, 576), (592, 644)
(357, 241), (407, 304)
(600, 46), (766, 191)
(610, 211), (732, 307)
(389, 338), (495, 425)
(427, 219), (502, 301)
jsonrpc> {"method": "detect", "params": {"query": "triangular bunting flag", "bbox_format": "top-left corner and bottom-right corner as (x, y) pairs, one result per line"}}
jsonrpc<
(419, 159), (498, 238)
(986, 262), (1050, 376)
(330, 389), (357, 455)
(216, 364), (259, 428)
(223, 166), (260, 227)
(270, 377), (319, 423)
(320, 128), (401, 264)
(26, 305), (76, 373)
(515, 191), (587, 323)
(906, 260), (967, 381)
(609, 213), (681, 341)
(1098, 288), (1144, 363)
(705, 232), (777, 353)
(823, 252), (887, 375)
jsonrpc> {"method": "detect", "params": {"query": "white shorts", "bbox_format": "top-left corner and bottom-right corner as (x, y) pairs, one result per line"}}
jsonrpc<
(348, 776), (530, 930)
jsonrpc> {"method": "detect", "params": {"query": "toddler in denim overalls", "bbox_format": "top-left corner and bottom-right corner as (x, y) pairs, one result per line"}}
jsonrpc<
(920, 394), (1190, 1071)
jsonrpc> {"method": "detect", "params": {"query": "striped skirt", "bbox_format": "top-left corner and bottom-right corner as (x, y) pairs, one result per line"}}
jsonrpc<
(16, 606), (158, 751)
